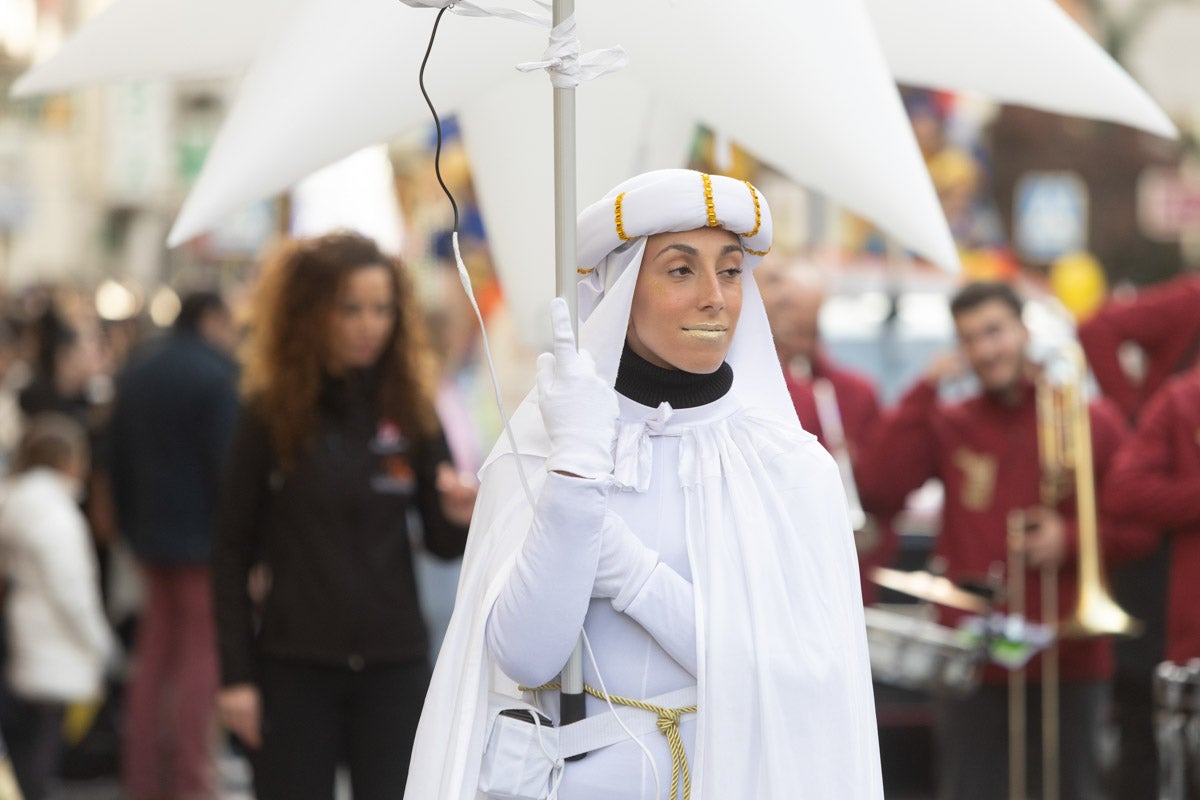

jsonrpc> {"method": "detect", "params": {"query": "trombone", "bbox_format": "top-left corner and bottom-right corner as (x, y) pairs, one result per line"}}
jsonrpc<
(1008, 342), (1141, 800)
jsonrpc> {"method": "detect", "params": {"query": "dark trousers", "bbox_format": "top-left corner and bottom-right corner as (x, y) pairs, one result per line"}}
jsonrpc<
(1, 698), (64, 800)
(936, 680), (1108, 800)
(253, 657), (430, 800)
(1110, 540), (1168, 800)
(1113, 670), (1159, 800)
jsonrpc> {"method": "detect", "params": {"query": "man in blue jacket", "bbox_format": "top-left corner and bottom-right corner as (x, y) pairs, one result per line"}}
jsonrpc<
(109, 291), (238, 800)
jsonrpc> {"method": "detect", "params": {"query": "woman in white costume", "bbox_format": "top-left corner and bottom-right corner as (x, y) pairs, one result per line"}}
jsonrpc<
(405, 169), (882, 799)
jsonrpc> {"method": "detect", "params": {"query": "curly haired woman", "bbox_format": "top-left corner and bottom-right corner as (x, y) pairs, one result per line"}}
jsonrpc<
(212, 232), (476, 800)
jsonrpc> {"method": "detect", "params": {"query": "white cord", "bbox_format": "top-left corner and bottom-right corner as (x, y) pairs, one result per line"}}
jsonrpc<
(451, 232), (536, 508)
(581, 629), (662, 799)
(527, 711), (564, 799)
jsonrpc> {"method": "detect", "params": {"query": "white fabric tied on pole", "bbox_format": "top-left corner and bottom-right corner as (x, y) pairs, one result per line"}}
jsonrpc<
(515, 15), (628, 89)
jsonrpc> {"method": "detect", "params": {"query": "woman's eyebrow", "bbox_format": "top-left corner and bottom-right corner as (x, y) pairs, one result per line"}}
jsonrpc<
(653, 242), (744, 259)
(655, 243), (699, 259)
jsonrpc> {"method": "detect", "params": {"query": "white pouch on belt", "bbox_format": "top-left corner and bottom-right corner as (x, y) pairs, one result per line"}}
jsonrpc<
(477, 693), (562, 800)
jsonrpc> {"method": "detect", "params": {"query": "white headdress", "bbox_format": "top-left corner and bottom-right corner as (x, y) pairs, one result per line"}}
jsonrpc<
(575, 168), (773, 316)
(488, 168), (796, 467)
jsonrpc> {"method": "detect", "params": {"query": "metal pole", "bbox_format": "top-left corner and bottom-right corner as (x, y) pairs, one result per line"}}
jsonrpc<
(552, 0), (587, 751)
(1008, 510), (1027, 800)
(1042, 567), (1060, 800)
(553, 0), (578, 332)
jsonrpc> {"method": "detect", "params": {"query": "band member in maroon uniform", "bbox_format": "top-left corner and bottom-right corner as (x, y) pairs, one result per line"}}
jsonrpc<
(1102, 369), (1200, 664)
(1078, 272), (1200, 423)
(760, 263), (897, 603)
(1077, 273), (1200, 799)
(857, 281), (1156, 800)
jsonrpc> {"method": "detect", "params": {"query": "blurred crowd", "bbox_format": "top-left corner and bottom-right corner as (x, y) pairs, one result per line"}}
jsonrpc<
(0, 234), (502, 800)
(0, 282), (161, 797)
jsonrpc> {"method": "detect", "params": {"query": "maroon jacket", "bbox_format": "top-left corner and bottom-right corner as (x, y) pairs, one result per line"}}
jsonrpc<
(858, 378), (1157, 684)
(782, 353), (898, 604)
(1079, 274), (1200, 422)
(1102, 371), (1200, 663)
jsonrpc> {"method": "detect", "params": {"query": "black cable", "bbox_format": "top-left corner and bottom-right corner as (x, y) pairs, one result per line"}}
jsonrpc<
(418, 5), (460, 233)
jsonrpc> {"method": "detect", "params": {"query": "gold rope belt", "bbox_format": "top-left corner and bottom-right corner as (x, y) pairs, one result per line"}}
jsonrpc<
(524, 682), (697, 800)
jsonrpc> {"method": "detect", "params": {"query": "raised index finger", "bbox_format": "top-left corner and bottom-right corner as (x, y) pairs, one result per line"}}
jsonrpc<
(549, 296), (579, 366)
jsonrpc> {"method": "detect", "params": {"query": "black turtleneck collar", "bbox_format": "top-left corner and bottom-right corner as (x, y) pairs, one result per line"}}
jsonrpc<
(614, 343), (733, 409)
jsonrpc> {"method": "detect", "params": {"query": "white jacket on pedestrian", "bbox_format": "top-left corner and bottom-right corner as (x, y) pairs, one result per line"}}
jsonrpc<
(0, 468), (114, 702)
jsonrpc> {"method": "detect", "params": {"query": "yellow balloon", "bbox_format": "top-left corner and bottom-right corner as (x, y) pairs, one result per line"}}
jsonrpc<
(1050, 251), (1108, 321)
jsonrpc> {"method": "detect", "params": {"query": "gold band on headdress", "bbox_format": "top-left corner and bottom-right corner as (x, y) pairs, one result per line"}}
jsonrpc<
(577, 267), (596, 275)
(614, 192), (631, 242)
(595, 171), (772, 263)
(701, 173), (719, 228)
(737, 181), (763, 238)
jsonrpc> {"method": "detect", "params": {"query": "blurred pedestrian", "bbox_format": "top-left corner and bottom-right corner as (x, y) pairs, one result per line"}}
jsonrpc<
(17, 308), (101, 428)
(0, 413), (116, 800)
(16, 305), (118, 570)
(212, 232), (475, 800)
(1101, 365), (1200, 667)
(1075, 274), (1200, 799)
(1100, 363), (1200, 799)
(109, 291), (239, 800)
(0, 318), (27, 475)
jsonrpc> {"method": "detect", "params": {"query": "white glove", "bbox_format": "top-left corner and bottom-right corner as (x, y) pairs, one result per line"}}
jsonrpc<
(594, 513), (658, 612)
(537, 297), (619, 479)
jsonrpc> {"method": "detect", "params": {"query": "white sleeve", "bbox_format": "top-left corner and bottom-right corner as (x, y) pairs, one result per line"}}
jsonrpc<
(28, 503), (114, 661)
(485, 472), (607, 687)
(620, 561), (698, 677)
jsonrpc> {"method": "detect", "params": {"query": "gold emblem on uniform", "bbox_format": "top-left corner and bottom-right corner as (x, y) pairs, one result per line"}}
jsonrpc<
(954, 448), (997, 511)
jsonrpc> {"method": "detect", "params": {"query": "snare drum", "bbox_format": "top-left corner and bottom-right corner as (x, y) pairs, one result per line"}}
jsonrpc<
(864, 605), (985, 696)
(1155, 660), (1200, 800)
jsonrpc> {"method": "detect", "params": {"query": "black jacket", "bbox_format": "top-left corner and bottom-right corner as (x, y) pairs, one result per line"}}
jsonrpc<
(212, 371), (467, 686)
(109, 332), (239, 564)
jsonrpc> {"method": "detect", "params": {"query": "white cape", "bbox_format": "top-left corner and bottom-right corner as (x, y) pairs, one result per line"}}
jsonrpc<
(405, 241), (883, 798)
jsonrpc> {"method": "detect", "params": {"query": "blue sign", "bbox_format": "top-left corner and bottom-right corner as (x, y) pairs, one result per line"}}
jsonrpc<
(1014, 171), (1089, 263)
